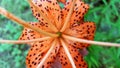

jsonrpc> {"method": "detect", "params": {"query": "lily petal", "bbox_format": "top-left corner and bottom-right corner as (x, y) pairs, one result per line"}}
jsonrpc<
(19, 22), (51, 45)
(57, 45), (72, 68)
(61, 0), (89, 27)
(30, 0), (61, 27)
(70, 0), (89, 26)
(58, 42), (88, 68)
(40, 41), (60, 68)
(65, 22), (96, 49)
(26, 39), (53, 68)
(68, 45), (88, 68)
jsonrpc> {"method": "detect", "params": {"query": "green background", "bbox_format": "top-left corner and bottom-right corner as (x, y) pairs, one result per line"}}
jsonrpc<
(0, 0), (120, 68)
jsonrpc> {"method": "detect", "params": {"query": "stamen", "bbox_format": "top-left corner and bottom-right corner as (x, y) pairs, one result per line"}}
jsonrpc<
(0, 7), (58, 37)
(60, 0), (77, 32)
(60, 39), (76, 68)
(0, 37), (51, 44)
(37, 39), (57, 68)
(63, 34), (120, 47)
(28, 0), (58, 32)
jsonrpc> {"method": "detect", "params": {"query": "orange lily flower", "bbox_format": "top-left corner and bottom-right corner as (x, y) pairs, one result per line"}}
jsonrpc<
(19, 0), (95, 68)
(0, 0), (120, 68)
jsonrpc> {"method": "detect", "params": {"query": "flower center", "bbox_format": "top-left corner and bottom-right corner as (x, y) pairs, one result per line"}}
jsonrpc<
(56, 32), (62, 37)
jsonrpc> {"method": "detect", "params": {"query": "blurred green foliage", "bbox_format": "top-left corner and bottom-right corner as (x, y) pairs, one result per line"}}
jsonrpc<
(84, 0), (120, 68)
(0, 0), (120, 68)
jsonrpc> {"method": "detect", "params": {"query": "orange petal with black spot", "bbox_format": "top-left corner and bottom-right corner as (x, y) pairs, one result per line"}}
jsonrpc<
(57, 45), (72, 68)
(68, 45), (88, 68)
(57, 44), (88, 68)
(30, 0), (61, 27)
(42, 43), (60, 68)
(61, 0), (89, 26)
(19, 22), (51, 45)
(26, 39), (53, 68)
(65, 22), (96, 49)
(69, 0), (89, 25)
